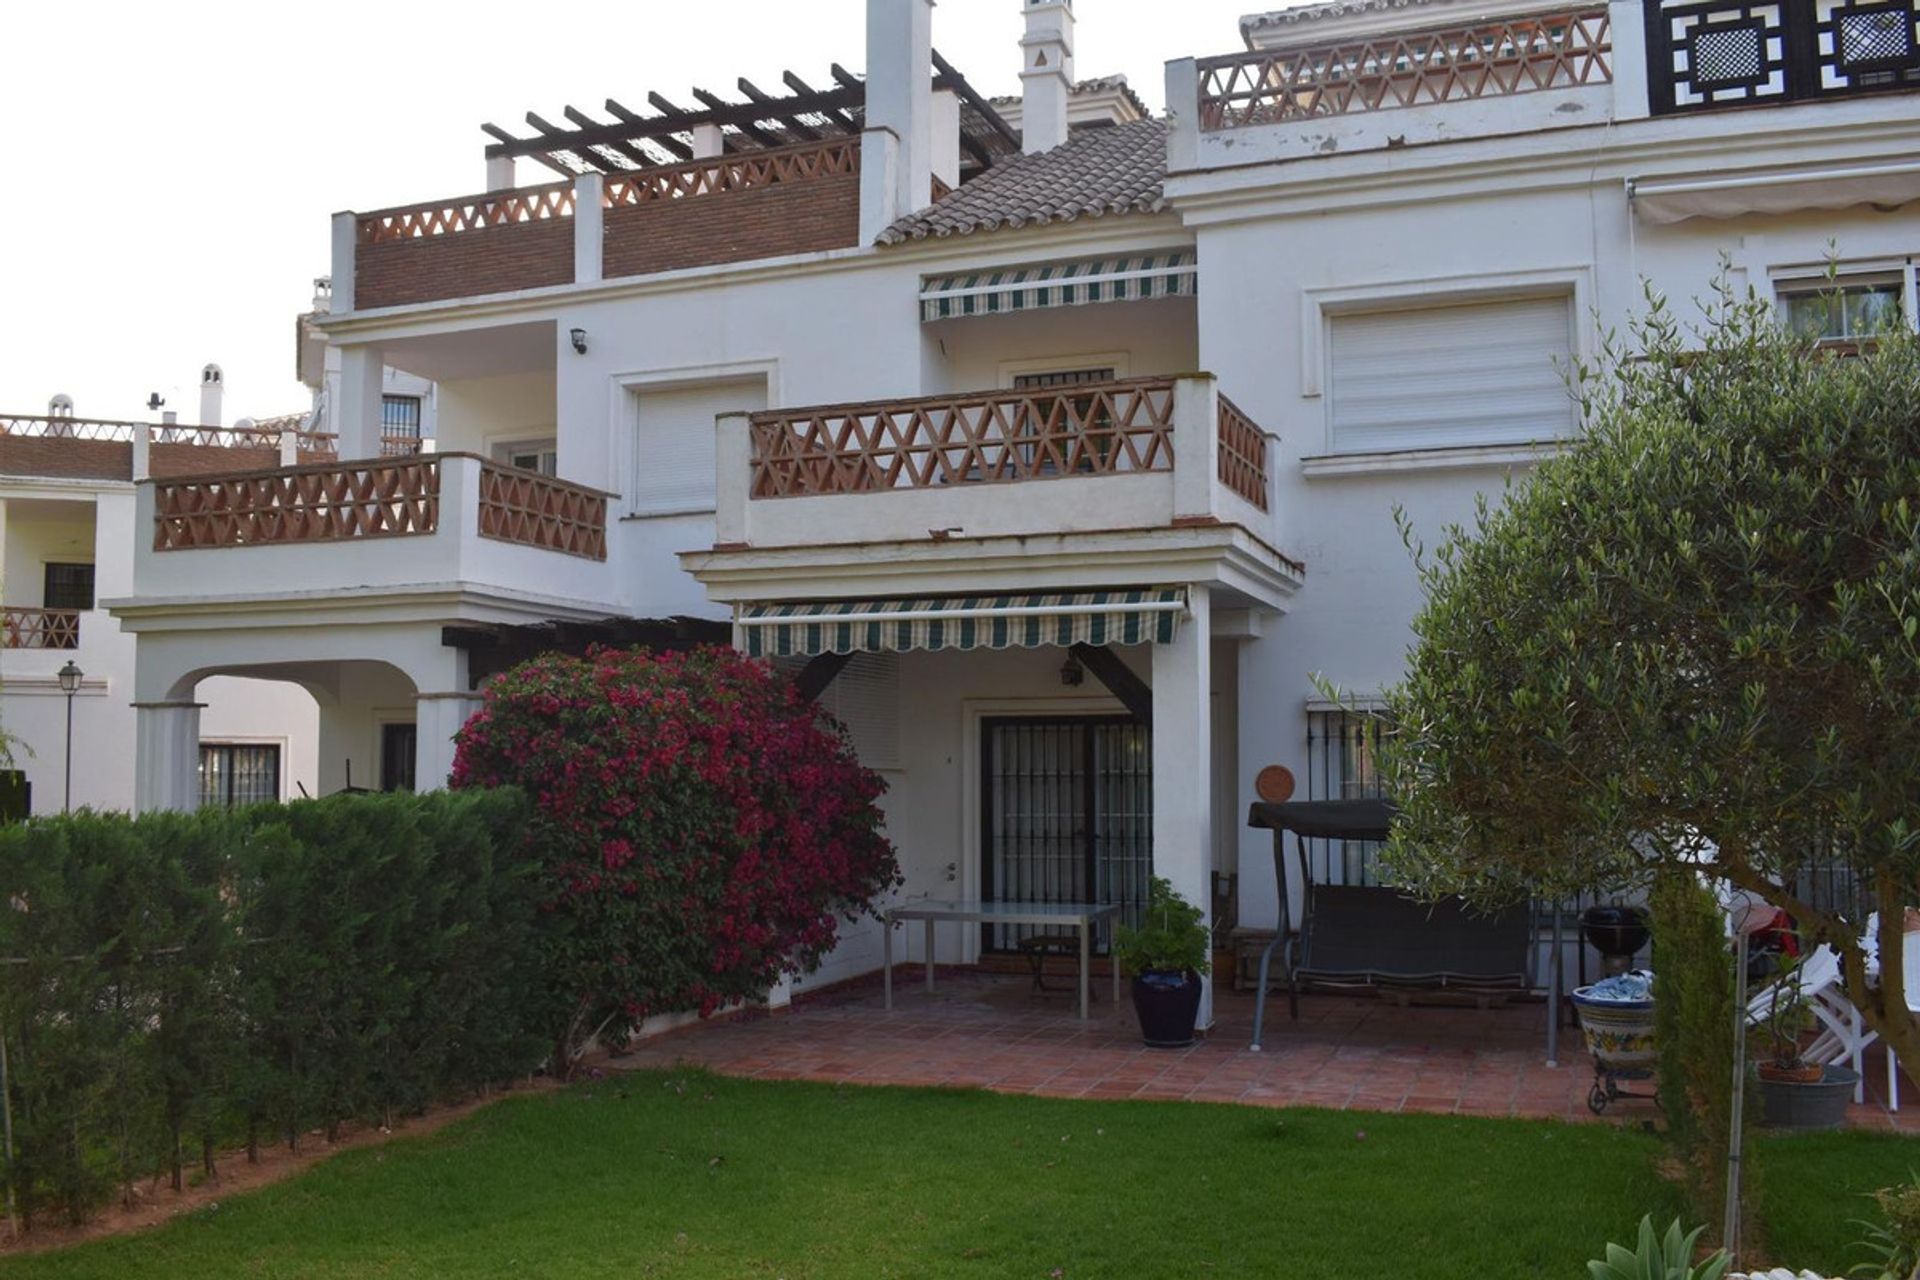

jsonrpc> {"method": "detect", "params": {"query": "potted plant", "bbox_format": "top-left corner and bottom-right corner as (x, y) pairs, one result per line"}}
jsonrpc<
(1753, 948), (1860, 1130)
(1113, 876), (1211, 1048)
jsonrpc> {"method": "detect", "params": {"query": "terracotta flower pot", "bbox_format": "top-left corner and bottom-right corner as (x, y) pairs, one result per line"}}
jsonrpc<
(1756, 1060), (1825, 1085)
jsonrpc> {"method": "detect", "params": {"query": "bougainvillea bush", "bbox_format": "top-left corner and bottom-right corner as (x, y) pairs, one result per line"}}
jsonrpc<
(451, 645), (898, 1070)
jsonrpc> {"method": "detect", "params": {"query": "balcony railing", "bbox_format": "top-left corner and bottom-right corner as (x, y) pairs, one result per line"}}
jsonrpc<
(476, 462), (608, 560)
(147, 453), (609, 561)
(1, 608), (79, 651)
(749, 378), (1179, 498)
(1647, 0), (1920, 113)
(1195, 10), (1612, 128)
(151, 456), (441, 551)
(1216, 395), (1270, 512)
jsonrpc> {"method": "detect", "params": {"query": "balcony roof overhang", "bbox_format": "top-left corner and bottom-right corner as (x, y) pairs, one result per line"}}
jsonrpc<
(680, 523), (1304, 617)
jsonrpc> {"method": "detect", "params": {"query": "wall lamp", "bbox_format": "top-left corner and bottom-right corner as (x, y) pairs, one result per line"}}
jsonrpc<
(569, 327), (588, 355)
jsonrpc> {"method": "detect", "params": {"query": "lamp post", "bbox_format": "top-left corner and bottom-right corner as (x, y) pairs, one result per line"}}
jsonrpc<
(56, 661), (81, 812)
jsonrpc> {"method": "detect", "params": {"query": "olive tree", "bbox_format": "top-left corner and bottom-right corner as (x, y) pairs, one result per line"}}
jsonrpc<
(1378, 272), (1920, 1070)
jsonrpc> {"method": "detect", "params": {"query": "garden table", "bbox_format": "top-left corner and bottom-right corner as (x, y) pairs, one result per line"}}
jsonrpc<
(882, 900), (1122, 1021)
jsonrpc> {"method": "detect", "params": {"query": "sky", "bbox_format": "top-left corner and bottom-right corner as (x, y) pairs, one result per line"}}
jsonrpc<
(0, 0), (1267, 425)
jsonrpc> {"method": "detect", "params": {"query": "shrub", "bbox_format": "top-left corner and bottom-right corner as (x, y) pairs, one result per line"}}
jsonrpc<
(1650, 871), (1748, 1227)
(1113, 877), (1211, 976)
(0, 790), (541, 1229)
(452, 646), (899, 1070)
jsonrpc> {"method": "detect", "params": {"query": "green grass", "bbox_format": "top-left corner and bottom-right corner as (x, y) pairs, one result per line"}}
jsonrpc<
(1752, 1126), (1920, 1275)
(0, 1071), (1898, 1279)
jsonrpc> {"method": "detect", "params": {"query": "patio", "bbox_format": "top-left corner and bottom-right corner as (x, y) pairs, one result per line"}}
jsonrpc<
(615, 968), (1919, 1132)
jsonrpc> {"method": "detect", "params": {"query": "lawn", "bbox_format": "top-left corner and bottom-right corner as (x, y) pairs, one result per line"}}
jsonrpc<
(0, 1070), (1890, 1279)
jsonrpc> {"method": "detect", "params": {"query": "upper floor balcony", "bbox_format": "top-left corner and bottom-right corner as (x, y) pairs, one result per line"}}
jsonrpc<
(132, 452), (614, 612)
(712, 374), (1275, 552)
(1169, 0), (1920, 170)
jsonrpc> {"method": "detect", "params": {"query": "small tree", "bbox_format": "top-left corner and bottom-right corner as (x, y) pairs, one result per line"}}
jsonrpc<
(451, 646), (899, 1073)
(1381, 272), (1920, 1074)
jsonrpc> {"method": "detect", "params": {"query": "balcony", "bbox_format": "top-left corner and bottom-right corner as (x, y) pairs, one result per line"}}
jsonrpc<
(342, 139), (862, 311)
(1171, 0), (1920, 169)
(1, 608), (79, 651)
(0, 414), (354, 483)
(133, 454), (614, 609)
(714, 375), (1274, 551)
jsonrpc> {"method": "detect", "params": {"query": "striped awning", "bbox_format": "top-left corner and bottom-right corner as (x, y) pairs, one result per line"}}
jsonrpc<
(919, 252), (1197, 322)
(739, 589), (1187, 658)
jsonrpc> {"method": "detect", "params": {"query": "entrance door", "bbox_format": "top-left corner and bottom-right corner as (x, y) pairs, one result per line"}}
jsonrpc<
(380, 722), (418, 792)
(980, 716), (1152, 952)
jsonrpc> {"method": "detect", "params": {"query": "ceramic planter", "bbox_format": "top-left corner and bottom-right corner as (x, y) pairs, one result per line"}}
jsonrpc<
(1130, 969), (1202, 1048)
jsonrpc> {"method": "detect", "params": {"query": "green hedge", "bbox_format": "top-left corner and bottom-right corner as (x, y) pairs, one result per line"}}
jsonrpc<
(0, 790), (543, 1228)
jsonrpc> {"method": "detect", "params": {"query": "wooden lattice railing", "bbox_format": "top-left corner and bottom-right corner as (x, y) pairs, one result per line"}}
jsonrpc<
(1197, 10), (1611, 128)
(0, 415), (143, 442)
(750, 378), (1179, 498)
(357, 179), (577, 243)
(2, 608), (79, 650)
(603, 138), (858, 206)
(152, 457), (440, 550)
(476, 463), (608, 560)
(1216, 395), (1270, 512)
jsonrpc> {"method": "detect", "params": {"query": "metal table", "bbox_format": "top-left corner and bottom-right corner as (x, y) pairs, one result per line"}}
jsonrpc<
(883, 899), (1122, 1021)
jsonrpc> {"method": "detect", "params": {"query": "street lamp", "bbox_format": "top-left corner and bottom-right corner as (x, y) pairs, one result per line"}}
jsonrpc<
(56, 661), (81, 812)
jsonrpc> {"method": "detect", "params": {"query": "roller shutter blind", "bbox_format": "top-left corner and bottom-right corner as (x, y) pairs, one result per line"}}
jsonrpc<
(1327, 294), (1577, 453)
(629, 378), (766, 516)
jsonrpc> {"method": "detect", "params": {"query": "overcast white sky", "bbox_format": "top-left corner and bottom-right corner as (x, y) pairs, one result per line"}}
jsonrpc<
(0, 0), (1265, 424)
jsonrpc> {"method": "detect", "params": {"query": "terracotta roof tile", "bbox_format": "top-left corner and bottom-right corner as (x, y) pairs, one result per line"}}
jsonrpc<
(877, 118), (1168, 246)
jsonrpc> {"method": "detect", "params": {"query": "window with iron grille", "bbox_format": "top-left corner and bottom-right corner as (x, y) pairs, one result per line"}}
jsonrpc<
(199, 744), (280, 808)
(381, 395), (423, 437)
(1304, 709), (1387, 886)
(43, 563), (94, 612)
(1011, 367), (1117, 389)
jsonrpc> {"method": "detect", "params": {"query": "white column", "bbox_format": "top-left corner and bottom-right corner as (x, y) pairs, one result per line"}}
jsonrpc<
(573, 173), (604, 286)
(1609, 0), (1651, 121)
(690, 123), (725, 159)
(135, 701), (204, 813)
(714, 413), (753, 546)
(858, 126), (902, 246)
(1152, 584), (1214, 1029)
(930, 89), (962, 190)
(330, 212), (357, 313)
(131, 424), (151, 481)
(414, 692), (485, 792)
(485, 153), (515, 191)
(336, 343), (385, 460)
(1164, 58), (1200, 174)
(1171, 374), (1220, 523)
(866, 0), (933, 216)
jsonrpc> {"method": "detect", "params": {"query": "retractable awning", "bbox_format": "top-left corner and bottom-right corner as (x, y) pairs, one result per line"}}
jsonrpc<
(738, 589), (1187, 657)
(919, 252), (1196, 323)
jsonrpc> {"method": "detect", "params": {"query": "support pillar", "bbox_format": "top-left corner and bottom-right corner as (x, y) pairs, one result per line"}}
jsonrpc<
(336, 343), (385, 460)
(414, 692), (485, 792)
(134, 701), (204, 813)
(1152, 583), (1214, 1029)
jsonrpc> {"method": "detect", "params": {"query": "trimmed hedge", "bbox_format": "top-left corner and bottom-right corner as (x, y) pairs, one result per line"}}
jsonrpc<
(0, 790), (542, 1228)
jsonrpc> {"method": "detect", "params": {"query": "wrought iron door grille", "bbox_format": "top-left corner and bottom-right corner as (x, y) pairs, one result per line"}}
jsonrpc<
(980, 717), (1151, 952)
(1304, 710), (1389, 887)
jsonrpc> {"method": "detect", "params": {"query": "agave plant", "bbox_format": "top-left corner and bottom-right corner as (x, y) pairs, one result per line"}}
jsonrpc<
(1588, 1216), (1732, 1280)
(1850, 1171), (1920, 1280)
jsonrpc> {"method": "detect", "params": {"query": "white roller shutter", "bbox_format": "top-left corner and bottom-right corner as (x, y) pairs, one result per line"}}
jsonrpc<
(773, 652), (901, 769)
(629, 378), (765, 516)
(1327, 295), (1577, 453)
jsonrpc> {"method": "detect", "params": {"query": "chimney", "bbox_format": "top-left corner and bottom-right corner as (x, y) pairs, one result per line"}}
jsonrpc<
(860, 0), (935, 244)
(1020, 0), (1074, 154)
(199, 363), (224, 427)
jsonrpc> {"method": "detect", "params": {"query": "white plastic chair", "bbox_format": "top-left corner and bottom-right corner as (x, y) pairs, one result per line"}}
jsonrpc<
(1874, 930), (1920, 1111)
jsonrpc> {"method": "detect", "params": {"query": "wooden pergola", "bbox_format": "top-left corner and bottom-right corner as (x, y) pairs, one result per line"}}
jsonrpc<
(483, 51), (1020, 184)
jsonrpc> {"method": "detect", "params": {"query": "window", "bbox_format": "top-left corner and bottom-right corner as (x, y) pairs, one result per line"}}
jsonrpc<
(494, 440), (557, 477)
(43, 563), (94, 612)
(1010, 367), (1117, 389)
(381, 723), (417, 792)
(381, 395), (423, 438)
(629, 379), (765, 516)
(199, 744), (280, 808)
(1304, 709), (1387, 886)
(1778, 275), (1907, 344)
(1326, 294), (1577, 453)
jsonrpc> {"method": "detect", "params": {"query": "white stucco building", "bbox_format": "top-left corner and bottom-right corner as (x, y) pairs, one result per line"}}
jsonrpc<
(0, 380), (321, 815)
(112, 0), (1920, 1024)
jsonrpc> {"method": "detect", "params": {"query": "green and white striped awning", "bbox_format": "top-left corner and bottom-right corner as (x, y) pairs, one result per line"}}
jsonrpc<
(920, 252), (1197, 323)
(739, 589), (1187, 658)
